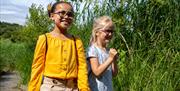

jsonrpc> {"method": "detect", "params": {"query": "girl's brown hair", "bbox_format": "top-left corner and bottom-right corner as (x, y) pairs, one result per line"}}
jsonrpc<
(47, 1), (74, 17)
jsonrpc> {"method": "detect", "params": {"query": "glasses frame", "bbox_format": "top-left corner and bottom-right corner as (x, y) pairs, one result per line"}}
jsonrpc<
(100, 29), (114, 34)
(54, 10), (74, 18)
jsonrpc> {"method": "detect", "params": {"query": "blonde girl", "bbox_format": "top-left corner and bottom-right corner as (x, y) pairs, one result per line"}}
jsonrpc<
(28, 1), (90, 91)
(87, 16), (118, 91)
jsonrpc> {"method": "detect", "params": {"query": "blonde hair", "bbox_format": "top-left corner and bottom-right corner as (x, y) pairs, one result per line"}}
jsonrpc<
(90, 16), (114, 45)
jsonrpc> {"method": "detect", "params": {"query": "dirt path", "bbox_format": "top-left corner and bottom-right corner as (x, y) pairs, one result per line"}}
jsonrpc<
(0, 72), (27, 91)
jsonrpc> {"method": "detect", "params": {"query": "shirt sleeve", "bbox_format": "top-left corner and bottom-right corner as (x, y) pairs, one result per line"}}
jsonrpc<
(28, 35), (46, 91)
(87, 45), (98, 59)
(75, 37), (90, 91)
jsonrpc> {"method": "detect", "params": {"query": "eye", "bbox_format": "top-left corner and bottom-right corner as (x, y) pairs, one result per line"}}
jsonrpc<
(66, 12), (74, 17)
(58, 11), (66, 15)
(108, 30), (113, 33)
(102, 30), (112, 33)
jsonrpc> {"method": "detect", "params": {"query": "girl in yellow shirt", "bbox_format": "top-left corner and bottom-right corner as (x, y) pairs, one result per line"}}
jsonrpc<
(28, 1), (90, 91)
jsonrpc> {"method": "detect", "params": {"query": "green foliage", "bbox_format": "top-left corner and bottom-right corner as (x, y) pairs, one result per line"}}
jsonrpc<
(0, 39), (17, 72)
(0, 39), (32, 84)
(20, 4), (52, 50)
(109, 0), (180, 91)
(14, 43), (33, 84)
(0, 22), (23, 42)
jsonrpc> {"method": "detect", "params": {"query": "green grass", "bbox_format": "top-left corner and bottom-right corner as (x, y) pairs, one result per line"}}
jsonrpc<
(0, 39), (17, 72)
(0, 39), (32, 84)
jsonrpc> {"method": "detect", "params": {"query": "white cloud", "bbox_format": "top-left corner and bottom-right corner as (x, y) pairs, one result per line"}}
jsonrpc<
(0, 0), (54, 25)
(0, 14), (26, 25)
(0, 11), (16, 14)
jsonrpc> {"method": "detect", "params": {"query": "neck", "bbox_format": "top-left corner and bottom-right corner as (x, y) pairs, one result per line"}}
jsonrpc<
(53, 26), (67, 35)
(60, 29), (67, 34)
(95, 39), (106, 49)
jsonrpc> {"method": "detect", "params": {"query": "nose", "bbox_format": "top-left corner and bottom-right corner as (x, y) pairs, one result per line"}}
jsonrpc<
(63, 14), (73, 22)
(64, 14), (69, 18)
(108, 32), (112, 35)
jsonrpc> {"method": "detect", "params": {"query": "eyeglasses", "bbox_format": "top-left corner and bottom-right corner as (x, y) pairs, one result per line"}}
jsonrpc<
(101, 29), (114, 34)
(54, 10), (74, 17)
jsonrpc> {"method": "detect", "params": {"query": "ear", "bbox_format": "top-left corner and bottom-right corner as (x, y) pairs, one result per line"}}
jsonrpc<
(95, 31), (100, 36)
(50, 13), (55, 20)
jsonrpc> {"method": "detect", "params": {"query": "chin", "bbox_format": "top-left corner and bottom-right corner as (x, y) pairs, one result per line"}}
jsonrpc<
(105, 40), (110, 43)
(57, 24), (69, 30)
(62, 26), (69, 29)
(62, 24), (70, 29)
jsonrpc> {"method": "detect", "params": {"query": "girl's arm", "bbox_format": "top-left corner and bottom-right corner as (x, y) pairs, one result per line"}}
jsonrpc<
(75, 37), (90, 91)
(28, 35), (46, 91)
(90, 57), (114, 77)
(90, 48), (117, 77)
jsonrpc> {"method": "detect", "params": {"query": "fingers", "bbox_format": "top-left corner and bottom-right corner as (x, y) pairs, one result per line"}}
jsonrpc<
(109, 48), (118, 60)
(109, 48), (118, 55)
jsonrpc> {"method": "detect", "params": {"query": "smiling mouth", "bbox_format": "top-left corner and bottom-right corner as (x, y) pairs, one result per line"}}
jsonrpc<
(61, 19), (71, 23)
(63, 21), (70, 25)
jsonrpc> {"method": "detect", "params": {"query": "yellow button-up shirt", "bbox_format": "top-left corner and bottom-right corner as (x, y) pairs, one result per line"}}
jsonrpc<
(28, 33), (90, 91)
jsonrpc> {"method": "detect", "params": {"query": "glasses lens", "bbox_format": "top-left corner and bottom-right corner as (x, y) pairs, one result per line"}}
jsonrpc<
(55, 11), (74, 17)
(66, 12), (74, 17)
(57, 11), (66, 16)
(102, 30), (113, 34)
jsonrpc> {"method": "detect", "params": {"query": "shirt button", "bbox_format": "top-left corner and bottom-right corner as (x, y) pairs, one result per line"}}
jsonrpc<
(64, 50), (67, 53)
(63, 67), (67, 70)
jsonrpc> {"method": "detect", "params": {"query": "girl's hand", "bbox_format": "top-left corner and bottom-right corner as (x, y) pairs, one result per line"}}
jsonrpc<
(109, 48), (118, 61)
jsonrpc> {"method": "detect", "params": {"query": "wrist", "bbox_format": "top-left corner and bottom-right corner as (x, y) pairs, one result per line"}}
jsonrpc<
(107, 57), (114, 62)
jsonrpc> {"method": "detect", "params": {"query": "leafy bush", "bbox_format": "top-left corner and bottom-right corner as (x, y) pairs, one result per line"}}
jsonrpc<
(0, 39), (32, 84)
(0, 39), (17, 72)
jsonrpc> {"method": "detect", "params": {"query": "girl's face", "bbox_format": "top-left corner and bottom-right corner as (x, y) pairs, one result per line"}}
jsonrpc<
(52, 3), (74, 30)
(96, 27), (113, 44)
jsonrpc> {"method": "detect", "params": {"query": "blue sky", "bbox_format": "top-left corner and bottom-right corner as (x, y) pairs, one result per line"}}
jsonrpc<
(0, 0), (54, 25)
